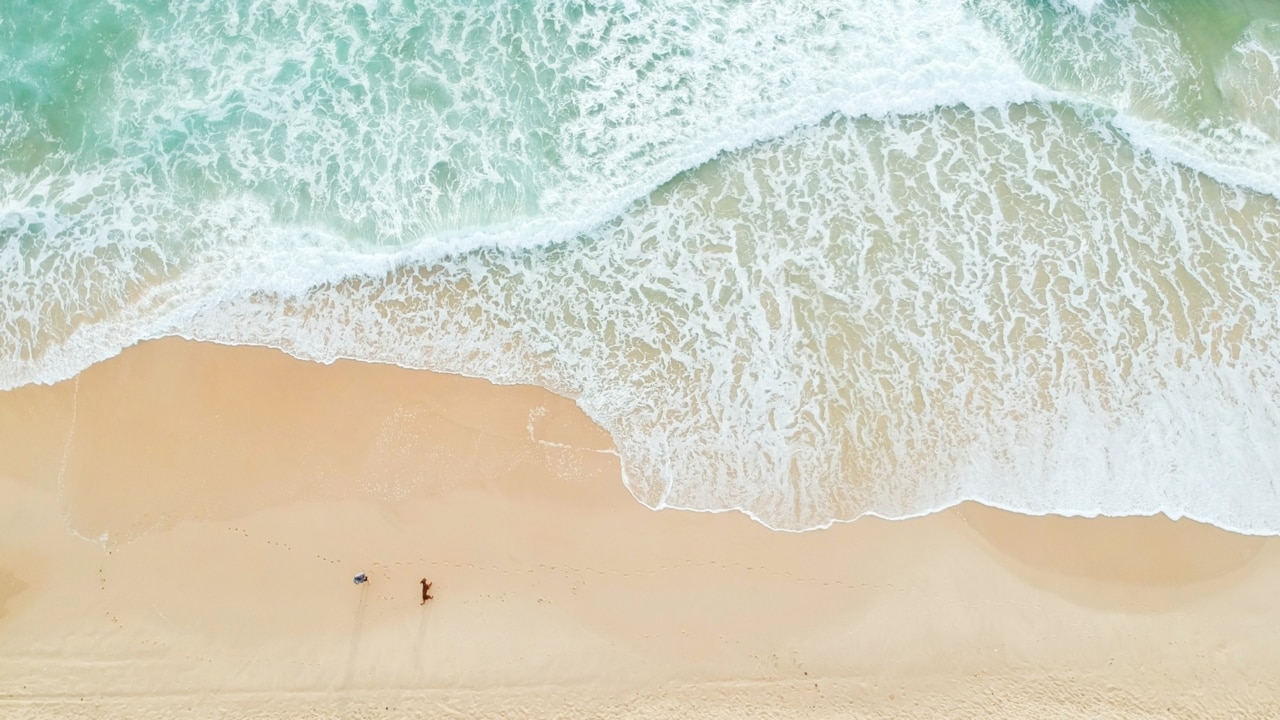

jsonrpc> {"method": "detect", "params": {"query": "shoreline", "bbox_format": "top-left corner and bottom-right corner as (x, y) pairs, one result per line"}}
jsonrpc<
(2, 337), (1279, 718)
(14, 334), (1271, 539)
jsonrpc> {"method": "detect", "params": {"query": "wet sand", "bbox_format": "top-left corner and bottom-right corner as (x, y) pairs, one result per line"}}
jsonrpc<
(1, 338), (1279, 719)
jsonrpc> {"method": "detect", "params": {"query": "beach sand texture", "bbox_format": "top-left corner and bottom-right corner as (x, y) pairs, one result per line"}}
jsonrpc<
(2, 338), (1279, 719)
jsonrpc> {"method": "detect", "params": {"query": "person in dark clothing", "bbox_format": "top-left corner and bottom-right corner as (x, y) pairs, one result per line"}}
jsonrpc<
(353, 572), (368, 585)
(420, 578), (433, 604)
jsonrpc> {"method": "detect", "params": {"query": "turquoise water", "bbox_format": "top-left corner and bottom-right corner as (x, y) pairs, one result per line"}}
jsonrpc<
(4, 0), (1280, 531)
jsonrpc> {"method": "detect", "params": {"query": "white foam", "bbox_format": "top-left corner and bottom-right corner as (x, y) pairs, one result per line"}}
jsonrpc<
(1060, 0), (1104, 17)
(9, 0), (1280, 536)
(1111, 112), (1280, 202)
(5, 0), (1051, 389)
(973, 0), (1280, 199)
(134, 103), (1280, 536)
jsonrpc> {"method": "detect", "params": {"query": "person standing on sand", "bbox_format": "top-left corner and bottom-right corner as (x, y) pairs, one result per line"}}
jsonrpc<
(420, 578), (433, 604)
(353, 572), (368, 585)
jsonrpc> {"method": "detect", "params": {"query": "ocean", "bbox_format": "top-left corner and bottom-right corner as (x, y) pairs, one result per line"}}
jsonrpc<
(3, 0), (1280, 531)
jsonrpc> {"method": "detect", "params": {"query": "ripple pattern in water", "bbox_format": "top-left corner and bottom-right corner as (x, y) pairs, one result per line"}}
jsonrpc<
(189, 105), (1280, 531)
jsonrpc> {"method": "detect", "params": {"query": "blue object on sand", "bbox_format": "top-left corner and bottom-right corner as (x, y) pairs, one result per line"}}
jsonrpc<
(353, 573), (368, 585)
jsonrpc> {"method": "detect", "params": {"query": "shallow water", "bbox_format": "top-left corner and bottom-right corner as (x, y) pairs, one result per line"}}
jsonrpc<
(4, 0), (1280, 530)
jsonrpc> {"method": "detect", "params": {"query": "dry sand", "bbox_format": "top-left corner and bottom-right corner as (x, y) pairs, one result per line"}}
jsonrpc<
(1, 338), (1279, 719)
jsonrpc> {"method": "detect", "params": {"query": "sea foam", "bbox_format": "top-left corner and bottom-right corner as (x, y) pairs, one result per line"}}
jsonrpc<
(176, 105), (1280, 533)
(5, 0), (1280, 533)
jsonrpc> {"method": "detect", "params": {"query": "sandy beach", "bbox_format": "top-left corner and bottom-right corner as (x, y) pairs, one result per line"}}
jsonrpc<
(2, 337), (1279, 719)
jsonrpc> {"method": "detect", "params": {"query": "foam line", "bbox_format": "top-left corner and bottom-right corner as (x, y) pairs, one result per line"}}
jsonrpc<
(8, 0), (1280, 534)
